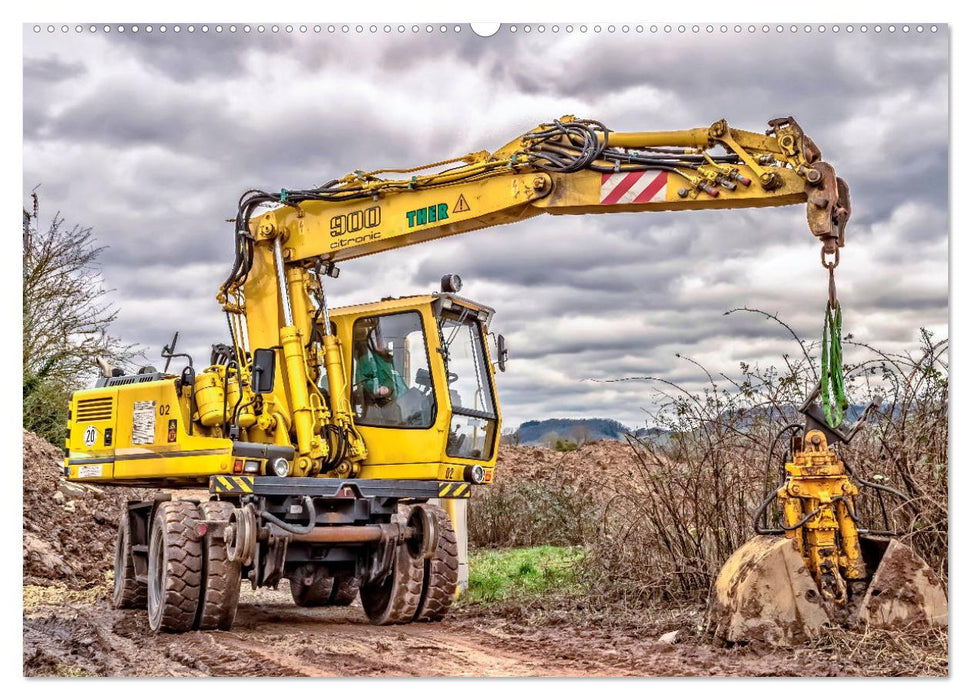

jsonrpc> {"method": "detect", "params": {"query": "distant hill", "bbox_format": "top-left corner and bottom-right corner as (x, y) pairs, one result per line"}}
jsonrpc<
(510, 400), (875, 448)
(515, 418), (632, 446)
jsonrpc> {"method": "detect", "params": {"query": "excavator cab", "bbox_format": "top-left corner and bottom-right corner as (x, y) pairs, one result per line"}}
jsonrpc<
(327, 287), (502, 484)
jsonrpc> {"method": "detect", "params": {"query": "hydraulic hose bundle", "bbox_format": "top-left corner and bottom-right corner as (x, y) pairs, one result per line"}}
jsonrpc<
(219, 117), (750, 301)
(523, 117), (740, 177)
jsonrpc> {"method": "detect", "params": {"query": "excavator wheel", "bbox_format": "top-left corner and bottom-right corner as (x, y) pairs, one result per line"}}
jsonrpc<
(708, 535), (948, 647)
(360, 513), (424, 625)
(289, 566), (336, 607)
(112, 509), (147, 609)
(411, 503), (459, 622)
(146, 501), (204, 633)
(330, 573), (360, 606)
(195, 501), (242, 631)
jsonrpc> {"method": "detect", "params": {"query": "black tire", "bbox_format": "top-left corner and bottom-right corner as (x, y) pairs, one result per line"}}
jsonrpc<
(330, 573), (360, 606)
(360, 542), (423, 625)
(289, 567), (335, 607)
(196, 501), (242, 631)
(112, 509), (147, 609)
(147, 501), (204, 633)
(413, 503), (459, 622)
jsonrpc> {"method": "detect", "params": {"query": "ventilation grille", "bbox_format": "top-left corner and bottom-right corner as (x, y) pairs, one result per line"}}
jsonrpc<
(104, 372), (164, 387)
(76, 397), (114, 422)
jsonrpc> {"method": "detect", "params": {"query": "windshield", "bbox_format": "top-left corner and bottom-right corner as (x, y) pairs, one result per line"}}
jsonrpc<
(350, 312), (436, 428)
(438, 310), (497, 460)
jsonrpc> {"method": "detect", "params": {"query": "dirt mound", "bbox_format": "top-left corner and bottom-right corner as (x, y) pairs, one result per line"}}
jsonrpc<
(495, 440), (638, 487)
(22, 430), (146, 589)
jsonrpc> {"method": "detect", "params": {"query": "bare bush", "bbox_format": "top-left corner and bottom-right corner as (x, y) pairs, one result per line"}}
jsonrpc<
(581, 315), (948, 608)
(839, 330), (949, 579)
(468, 479), (596, 548)
(473, 314), (948, 621)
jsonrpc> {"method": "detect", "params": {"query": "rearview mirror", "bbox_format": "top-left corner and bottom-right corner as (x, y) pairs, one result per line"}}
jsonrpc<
(251, 348), (277, 394)
(497, 334), (508, 372)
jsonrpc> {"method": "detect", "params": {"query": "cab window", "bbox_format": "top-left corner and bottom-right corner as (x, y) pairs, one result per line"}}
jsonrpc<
(438, 310), (498, 460)
(351, 312), (436, 428)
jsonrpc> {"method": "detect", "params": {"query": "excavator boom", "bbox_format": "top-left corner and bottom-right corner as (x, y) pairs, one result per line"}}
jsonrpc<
(227, 116), (849, 275)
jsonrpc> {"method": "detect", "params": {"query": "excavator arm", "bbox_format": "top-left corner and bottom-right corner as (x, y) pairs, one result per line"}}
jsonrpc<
(222, 115), (849, 279)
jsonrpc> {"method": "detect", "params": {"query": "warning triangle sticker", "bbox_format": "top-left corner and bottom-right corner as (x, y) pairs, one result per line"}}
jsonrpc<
(454, 194), (471, 213)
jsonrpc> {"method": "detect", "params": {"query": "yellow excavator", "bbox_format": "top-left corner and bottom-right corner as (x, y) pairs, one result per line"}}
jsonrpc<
(63, 115), (945, 639)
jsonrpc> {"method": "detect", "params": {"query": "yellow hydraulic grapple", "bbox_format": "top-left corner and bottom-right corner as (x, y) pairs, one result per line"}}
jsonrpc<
(708, 388), (947, 645)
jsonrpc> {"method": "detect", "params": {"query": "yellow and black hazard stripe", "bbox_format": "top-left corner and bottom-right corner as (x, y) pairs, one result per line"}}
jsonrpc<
(210, 475), (255, 494)
(437, 482), (471, 498)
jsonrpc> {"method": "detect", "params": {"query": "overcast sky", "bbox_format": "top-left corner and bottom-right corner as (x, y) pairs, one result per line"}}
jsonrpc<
(23, 23), (948, 429)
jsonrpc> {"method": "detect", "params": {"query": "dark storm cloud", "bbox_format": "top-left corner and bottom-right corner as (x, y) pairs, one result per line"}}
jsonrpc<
(112, 28), (292, 83)
(23, 55), (86, 82)
(22, 26), (949, 428)
(45, 84), (223, 146)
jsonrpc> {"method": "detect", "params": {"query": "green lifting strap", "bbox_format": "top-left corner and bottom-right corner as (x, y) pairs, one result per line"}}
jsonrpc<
(820, 301), (849, 429)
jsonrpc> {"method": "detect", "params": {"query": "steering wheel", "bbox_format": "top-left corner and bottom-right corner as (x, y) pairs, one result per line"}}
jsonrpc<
(447, 371), (459, 385)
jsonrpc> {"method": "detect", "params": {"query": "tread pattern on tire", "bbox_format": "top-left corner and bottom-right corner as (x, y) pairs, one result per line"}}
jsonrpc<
(148, 501), (204, 633)
(414, 503), (459, 622)
(360, 510), (423, 625)
(290, 569), (335, 607)
(112, 508), (147, 610)
(196, 501), (242, 631)
(330, 573), (360, 606)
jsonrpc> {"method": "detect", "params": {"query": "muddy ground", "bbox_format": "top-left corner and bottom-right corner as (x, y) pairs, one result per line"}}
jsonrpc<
(26, 582), (868, 678)
(23, 431), (946, 678)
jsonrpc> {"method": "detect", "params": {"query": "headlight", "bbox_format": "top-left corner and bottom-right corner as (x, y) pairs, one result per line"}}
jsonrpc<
(465, 464), (485, 484)
(272, 458), (291, 478)
(441, 273), (462, 293)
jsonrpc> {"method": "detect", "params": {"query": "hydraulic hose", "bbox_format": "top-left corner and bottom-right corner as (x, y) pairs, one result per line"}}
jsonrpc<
(752, 489), (784, 535)
(260, 496), (317, 535)
(753, 422), (803, 534)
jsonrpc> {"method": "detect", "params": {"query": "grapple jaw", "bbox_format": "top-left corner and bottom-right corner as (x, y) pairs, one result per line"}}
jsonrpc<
(707, 536), (828, 646)
(856, 537), (948, 629)
(708, 535), (948, 647)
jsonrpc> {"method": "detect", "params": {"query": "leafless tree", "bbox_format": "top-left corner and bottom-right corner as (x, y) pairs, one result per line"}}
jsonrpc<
(570, 423), (592, 446)
(500, 427), (522, 446)
(23, 191), (136, 441)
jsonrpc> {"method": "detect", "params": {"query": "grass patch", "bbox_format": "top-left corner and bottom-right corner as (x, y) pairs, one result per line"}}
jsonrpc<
(23, 583), (104, 610)
(51, 665), (99, 678)
(465, 546), (584, 605)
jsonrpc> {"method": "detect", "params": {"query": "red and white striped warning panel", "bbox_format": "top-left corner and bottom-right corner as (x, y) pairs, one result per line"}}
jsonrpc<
(600, 170), (668, 205)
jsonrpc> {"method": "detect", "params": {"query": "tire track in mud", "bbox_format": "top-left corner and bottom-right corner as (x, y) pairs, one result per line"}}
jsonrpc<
(24, 587), (846, 677)
(207, 592), (613, 677)
(24, 590), (631, 677)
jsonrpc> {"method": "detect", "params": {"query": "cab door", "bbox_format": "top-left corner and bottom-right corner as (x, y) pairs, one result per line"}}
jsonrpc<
(435, 309), (500, 464)
(344, 306), (449, 476)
